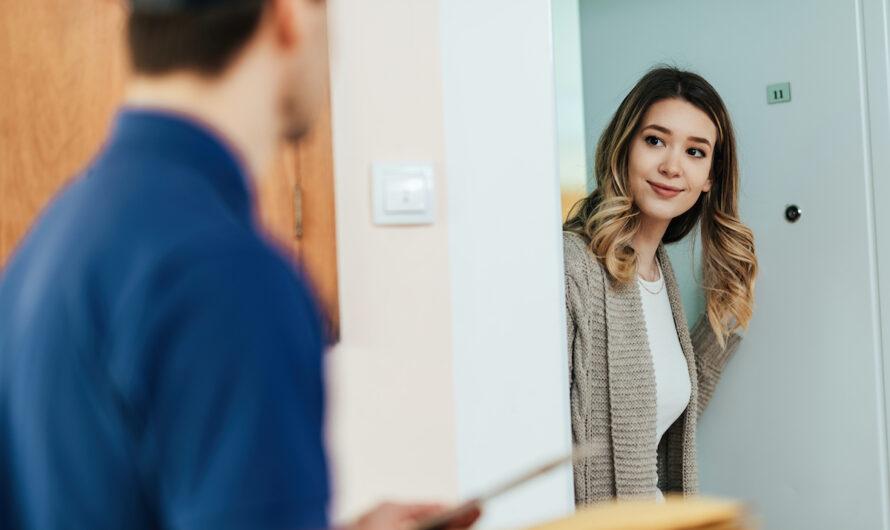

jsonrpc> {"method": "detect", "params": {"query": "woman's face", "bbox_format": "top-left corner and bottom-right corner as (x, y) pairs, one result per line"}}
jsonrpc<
(627, 98), (717, 227)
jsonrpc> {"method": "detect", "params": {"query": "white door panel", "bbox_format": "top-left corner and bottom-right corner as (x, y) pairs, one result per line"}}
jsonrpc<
(579, 1), (888, 527)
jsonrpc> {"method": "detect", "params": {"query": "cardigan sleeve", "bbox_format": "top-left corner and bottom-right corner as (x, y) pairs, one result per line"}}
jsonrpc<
(565, 272), (580, 381)
(562, 231), (592, 383)
(691, 313), (743, 418)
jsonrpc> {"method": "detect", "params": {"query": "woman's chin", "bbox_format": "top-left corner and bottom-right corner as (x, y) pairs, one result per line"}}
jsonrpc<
(637, 204), (682, 225)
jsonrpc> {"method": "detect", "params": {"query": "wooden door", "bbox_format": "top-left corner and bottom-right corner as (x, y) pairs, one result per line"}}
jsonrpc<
(0, 0), (129, 259)
(0, 0), (339, 339)
(255, 28), (340, 340)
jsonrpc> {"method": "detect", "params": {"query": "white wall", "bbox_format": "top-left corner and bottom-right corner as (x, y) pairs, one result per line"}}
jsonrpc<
(862, 0), (890, 479)
(440, 1), (575, 528)
(325, 0), (459, 521)
(326, 1), (591, 527)
(553, 0), (589, 205)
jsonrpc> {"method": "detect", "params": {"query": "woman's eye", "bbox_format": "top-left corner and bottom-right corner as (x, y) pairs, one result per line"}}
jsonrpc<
(645, 135), (663, 147)
(688, 148), (706, 158)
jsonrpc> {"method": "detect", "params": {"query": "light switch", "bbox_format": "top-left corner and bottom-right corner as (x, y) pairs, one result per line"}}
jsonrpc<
(372, 162), (436, 225)
(384, 175), (427, 213)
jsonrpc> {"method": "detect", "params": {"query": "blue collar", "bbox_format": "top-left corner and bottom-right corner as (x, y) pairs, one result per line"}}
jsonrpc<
(107, 107), (254, 223)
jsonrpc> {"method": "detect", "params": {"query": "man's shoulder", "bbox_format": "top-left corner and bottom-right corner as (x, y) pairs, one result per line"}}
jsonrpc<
(77, 149), (273, 292)
(106, 226), (323, 400)
(170, 232), (305, 299)
(128, 221), (310, 322)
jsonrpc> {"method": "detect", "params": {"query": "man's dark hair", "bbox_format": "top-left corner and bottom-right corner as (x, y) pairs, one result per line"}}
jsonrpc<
(127, 0), (266, 77)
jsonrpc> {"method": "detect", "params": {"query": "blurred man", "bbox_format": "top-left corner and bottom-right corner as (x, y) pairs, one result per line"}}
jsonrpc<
(0, 0), (477, 528)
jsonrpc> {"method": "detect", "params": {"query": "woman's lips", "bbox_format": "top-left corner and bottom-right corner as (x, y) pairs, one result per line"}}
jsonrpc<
(648, 181), (682, 198)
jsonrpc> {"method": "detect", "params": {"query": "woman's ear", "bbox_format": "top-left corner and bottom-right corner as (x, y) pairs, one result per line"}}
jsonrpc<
(702, 174), (713, 193)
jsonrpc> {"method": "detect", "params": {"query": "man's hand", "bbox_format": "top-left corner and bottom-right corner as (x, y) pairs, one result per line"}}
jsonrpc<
(347, 502), (481, 530)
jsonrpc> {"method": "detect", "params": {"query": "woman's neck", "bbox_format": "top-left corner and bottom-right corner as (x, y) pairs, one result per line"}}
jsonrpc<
(631, 217), (670, 281)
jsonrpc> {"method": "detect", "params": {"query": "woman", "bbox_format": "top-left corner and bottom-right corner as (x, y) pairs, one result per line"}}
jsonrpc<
(563, 67), (757, 504)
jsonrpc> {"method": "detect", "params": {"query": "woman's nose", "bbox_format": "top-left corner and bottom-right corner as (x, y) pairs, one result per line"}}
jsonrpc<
(658, 149), (683, 178)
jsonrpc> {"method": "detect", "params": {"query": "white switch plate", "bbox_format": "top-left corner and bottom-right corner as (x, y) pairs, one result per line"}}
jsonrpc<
(372, 162), (436, 225)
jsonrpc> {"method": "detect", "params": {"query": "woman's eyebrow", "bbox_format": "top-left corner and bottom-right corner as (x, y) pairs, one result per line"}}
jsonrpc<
(642, 123), (712, 147)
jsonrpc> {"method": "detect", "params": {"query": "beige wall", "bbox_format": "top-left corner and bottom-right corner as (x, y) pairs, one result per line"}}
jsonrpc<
(325, 0), (459, 521)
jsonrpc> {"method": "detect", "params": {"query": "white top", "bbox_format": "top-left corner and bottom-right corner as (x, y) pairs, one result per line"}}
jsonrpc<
(637, 260), (691, 448)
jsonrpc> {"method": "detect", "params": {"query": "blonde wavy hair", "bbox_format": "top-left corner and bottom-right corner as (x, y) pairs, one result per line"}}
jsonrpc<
(564, 67), (757, 345)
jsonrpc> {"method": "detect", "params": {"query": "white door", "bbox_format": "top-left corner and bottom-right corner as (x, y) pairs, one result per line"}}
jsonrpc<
(579, 1), (889, 527)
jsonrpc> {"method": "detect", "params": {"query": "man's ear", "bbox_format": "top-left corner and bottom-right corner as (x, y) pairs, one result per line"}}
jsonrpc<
(270, 0), (300, 50)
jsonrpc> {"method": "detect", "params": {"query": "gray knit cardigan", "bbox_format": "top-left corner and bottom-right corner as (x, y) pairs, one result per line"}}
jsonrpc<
(563, 231), (741, 505)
